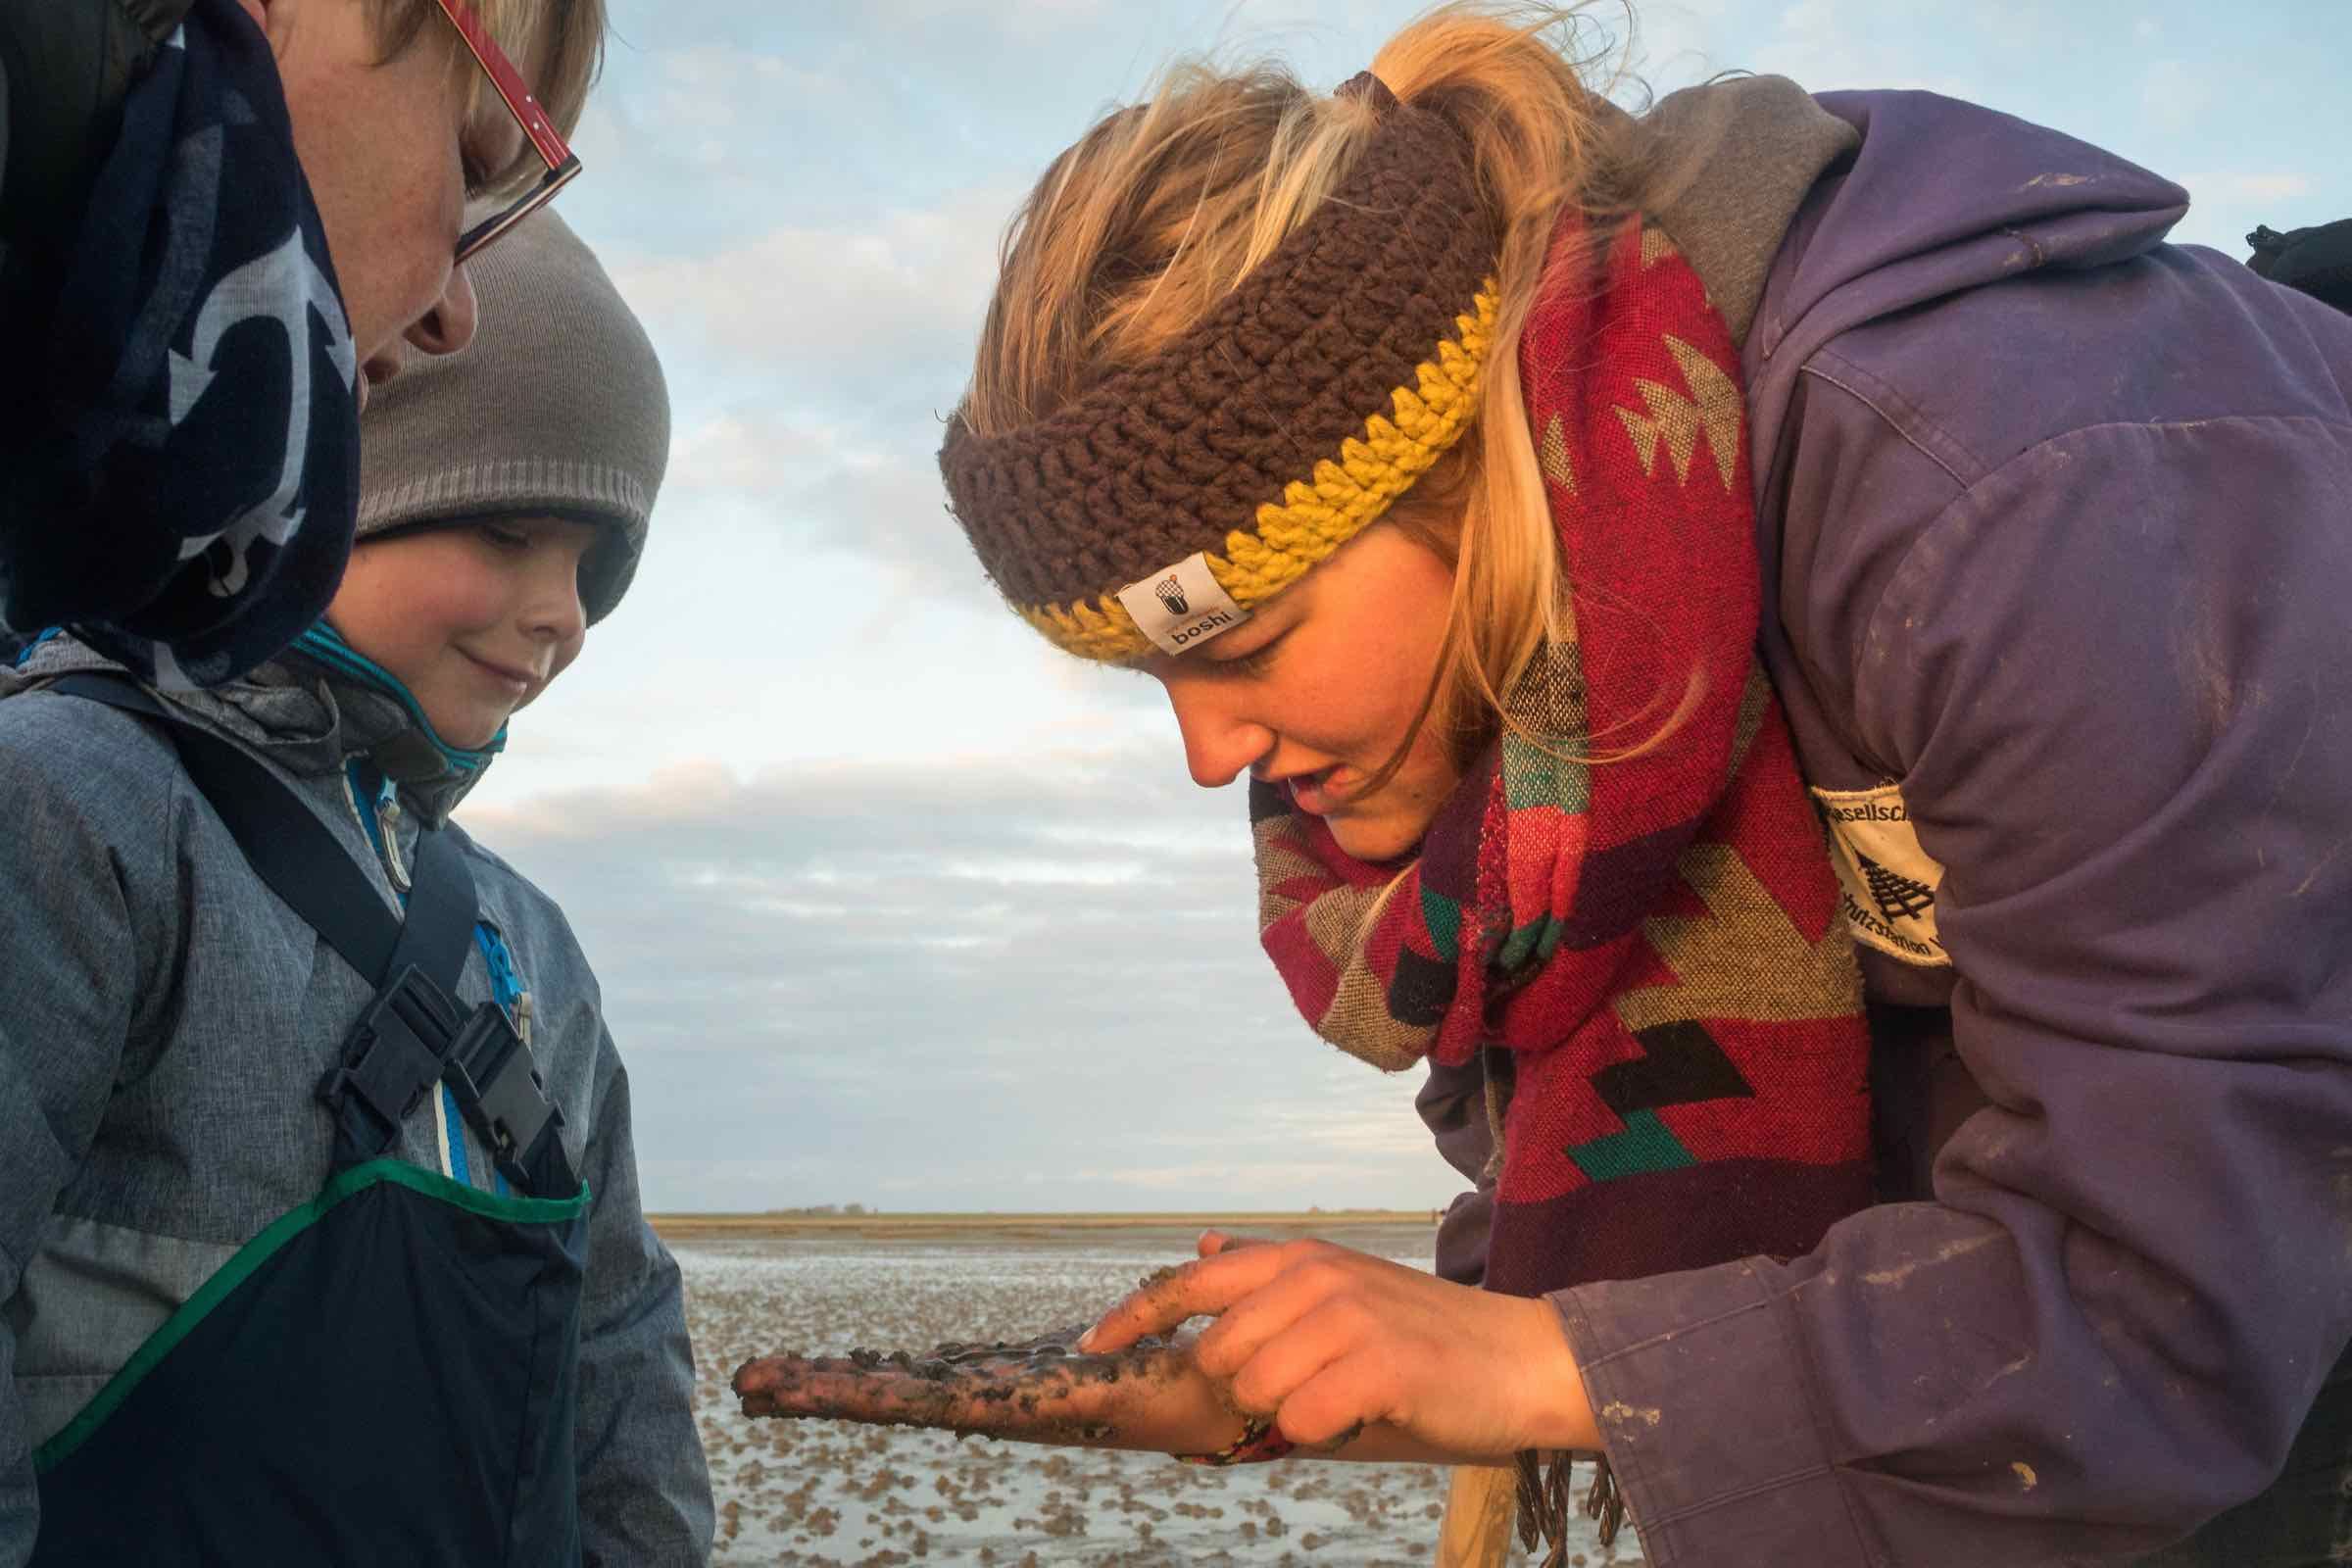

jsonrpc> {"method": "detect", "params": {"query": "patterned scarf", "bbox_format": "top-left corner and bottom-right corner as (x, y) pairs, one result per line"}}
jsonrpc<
(1253, 216), (1874, 1303)
(0, 0), (359, 689)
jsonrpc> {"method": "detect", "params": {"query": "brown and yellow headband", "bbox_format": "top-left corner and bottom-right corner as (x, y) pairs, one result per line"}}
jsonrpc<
(940, 85), (1502, 662)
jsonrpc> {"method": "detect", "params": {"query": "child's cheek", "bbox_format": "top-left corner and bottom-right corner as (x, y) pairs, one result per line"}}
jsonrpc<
(448, 574), (520, 633)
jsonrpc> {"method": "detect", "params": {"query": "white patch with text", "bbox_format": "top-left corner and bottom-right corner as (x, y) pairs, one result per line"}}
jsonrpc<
(1114, 553), (1250, 656)
(1814, 782), (1951, 967)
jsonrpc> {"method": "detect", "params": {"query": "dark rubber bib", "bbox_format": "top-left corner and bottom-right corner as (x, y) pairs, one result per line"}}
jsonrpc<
(33, 1161), (589, 1567)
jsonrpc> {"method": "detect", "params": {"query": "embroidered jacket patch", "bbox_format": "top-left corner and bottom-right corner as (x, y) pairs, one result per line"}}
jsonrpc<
(1813, 783), (1950, 966)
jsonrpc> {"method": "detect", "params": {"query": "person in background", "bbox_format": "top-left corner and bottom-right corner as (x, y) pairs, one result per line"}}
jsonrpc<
(735, 5), (2352, 1564)
(0, 0), (600, 685)
(0, 209), (712, 1566)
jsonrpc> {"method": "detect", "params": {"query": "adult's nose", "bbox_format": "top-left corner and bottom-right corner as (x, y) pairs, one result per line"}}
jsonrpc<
(403, 262), (478, 358)
(1162, 678), (1274, 789)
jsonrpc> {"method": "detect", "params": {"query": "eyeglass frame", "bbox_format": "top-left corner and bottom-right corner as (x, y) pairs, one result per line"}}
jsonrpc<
(432, 0), (583, 264)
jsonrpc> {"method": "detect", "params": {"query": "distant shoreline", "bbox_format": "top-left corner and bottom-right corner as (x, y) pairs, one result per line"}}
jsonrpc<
(647, 1209), (1442, 1242)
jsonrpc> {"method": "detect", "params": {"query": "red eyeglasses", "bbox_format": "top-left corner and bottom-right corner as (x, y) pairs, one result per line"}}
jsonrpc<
(433, 0), (583, 263)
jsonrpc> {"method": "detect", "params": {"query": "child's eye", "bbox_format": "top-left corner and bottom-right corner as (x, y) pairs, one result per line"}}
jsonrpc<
(478, 523), (531, 551)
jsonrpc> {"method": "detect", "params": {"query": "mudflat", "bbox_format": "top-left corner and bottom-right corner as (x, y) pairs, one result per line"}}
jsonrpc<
(676, 1221), (1637, 1566)
(654, 1210), (1444, 1243)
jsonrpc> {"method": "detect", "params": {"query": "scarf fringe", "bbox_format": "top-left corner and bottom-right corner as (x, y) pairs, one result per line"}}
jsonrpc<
(1512, 1448), (1625, 1565)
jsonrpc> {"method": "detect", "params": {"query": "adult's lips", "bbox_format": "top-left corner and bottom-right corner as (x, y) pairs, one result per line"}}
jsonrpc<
(1284, 764), (1348, 815)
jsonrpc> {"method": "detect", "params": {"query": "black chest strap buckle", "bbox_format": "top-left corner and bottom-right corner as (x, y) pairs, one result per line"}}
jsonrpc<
(443, 1001), (577, 1199)
(317, 964), (466, 1165)
(318, 966), (578, 1200)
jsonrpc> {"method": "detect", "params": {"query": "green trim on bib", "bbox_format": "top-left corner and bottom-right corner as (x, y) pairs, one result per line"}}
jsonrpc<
(34, 1159), (589, 1472)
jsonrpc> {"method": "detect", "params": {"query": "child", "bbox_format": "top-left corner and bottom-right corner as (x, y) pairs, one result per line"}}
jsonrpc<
(0, 210), (713, 1565)
(2, 0), (608, 688)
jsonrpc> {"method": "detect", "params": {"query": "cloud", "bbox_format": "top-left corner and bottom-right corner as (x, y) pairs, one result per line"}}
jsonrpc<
(2178, 172), (2314, 205)
(1613, 0), (1731, 95)
(1740, 0), (1986, 98)
(2137, 58), (2216, 132)
(858, 0), (1110, 30)
(641, 45), (844, 127)
(655, 410), (979, 595)
(460, 746), (1463, 1212)
(607, 190), (1013, 421)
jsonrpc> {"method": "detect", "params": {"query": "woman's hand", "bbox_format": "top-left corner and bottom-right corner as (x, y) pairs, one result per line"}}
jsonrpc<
(731, 1232), (1597, 1465)
(1079, 1232), (1598, 1462)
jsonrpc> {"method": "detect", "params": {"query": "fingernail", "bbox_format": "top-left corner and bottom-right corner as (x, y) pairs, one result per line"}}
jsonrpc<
(1076, 1326), (1100, 1353)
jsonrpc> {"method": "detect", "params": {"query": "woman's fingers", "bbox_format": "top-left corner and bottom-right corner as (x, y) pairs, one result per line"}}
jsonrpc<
(1197, 1228), (1274, 1257)
(1218, 1292), (1380, 1419)
(1190, 1249), (1351, 1382)
(1272, 1347), (1405, 1448)
(916, 1240), (1595, 1462)
(1080, 1243), (1299, 1351)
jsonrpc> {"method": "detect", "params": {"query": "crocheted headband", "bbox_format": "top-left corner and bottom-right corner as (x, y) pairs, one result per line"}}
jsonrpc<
(940, 84), (1502, 662)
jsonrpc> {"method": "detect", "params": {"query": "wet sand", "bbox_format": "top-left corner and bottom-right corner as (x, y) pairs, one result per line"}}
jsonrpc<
(678, 1224), (1639, 1566)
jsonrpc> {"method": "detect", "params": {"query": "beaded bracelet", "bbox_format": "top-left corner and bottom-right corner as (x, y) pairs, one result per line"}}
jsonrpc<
(1175, 1416), (1297, 1467)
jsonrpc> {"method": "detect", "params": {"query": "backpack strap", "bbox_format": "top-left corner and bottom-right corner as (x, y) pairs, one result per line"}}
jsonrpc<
(46, 671), (580, 1198)
(47, 670), (465, 990)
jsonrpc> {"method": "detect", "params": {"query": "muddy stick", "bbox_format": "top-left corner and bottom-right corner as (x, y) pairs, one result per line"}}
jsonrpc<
(731, 1322), (1251, 1454)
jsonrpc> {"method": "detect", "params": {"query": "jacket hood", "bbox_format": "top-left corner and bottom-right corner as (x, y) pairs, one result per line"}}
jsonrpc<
(1591, 74), (1861, 348)
(1743, 89), (2192, 466)
(2, 628), (499, 824)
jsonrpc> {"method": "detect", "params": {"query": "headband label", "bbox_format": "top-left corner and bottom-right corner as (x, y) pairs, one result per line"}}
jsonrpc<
(1114, 554), (1250, 656)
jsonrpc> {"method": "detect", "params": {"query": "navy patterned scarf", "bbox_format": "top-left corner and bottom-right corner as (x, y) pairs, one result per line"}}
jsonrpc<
(0, 0), (359, 688)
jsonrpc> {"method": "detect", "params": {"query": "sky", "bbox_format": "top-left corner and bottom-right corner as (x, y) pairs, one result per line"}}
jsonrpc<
(452, 0), (2349, 1213)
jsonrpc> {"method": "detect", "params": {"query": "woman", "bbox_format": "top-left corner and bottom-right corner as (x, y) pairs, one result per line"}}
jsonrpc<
(735, 7), (2352, 1563)
(0, 0), (602, 686)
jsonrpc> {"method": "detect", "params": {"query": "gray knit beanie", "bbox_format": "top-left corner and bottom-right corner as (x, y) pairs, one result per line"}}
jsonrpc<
(356, 209), (668, 624)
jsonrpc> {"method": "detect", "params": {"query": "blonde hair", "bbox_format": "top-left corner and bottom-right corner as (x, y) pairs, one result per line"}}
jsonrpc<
(963, 3), (1640, 780)
(367, 0), (607, 199)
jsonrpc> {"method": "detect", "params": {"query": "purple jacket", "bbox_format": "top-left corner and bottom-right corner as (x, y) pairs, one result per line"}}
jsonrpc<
(1426, 91), (2352, 1564)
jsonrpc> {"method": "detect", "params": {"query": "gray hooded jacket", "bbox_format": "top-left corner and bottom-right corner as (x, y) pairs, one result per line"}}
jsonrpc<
(0, 633), (715, 1565)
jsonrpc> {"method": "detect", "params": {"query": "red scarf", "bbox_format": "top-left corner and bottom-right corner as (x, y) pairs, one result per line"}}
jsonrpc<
(1252, 217), (1873, 1300)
